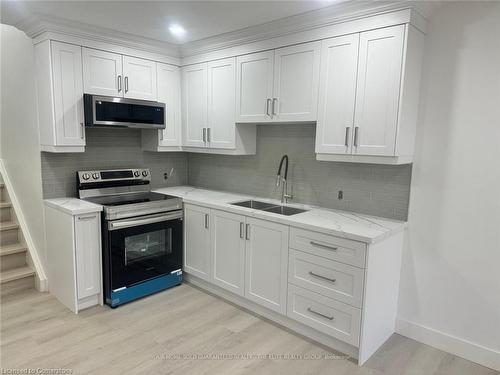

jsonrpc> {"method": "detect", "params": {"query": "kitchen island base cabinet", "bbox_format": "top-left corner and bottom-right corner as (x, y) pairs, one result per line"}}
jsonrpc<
(44, 204), (102, 313)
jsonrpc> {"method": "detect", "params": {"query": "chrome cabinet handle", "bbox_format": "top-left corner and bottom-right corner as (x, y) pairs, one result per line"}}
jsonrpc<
(245, 224), (250, 240)
(80, 122), (84, 139)
(205, 213), (209, 229)
(202, 128), (207, 143)
(266, 98), (271, 117)
(310, 241), (338, 251)
(354, 126), (359, 147)
(77, 214), (95, 221)
(207, 128), (211, 143)
(117, 75), (122, 92)
(272, 98), (278, 116)
(307, 307), (334, 321)
(124, 76), (129, 93)
(159, 130), (164, 141)
(345, 127), (350, 147)
(240, 222), (244, 239)
(309, 271), (336, 283)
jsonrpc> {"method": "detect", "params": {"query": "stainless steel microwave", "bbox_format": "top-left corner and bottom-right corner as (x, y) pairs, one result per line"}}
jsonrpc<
(83, 94), (166, 129)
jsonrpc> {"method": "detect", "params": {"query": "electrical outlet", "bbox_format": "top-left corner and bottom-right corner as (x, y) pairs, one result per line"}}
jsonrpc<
(337, 190), (343, 200)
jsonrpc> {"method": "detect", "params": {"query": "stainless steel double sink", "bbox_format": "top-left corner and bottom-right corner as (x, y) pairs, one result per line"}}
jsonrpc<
(231, 200), (308, 216)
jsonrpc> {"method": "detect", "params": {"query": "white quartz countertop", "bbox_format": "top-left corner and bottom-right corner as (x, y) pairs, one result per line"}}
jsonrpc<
(154, 186), (406, 244)
(44, 198), (103, 215)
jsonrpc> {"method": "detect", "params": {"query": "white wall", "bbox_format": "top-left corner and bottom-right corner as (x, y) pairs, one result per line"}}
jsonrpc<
(0, 24), (47, 269)
(397, 2), (500, 370)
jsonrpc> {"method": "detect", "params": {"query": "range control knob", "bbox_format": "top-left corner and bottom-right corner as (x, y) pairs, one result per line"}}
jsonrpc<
(134, 171), (141, 177)
(82, 173), (90, 180)
(92, 173), (99, 180)
(142, 170), (148, 177)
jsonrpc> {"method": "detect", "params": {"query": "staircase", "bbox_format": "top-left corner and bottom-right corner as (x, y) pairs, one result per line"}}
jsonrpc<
(0, 180), (36, 296)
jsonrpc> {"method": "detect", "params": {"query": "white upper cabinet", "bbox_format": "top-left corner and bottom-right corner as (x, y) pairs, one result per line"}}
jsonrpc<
(316, 24), (424, 164)
(82, 48), (123, 97)
(244, 218), (289, 314)
(353, 26), (404, 156)
(182, 63), (208, 148)
(235, 51), (274, 123)
(272, 41), (321, 122)
(315, 34), (360, 155)
(210, 209), (245, 296)
(207, 58), (236, 149)
(235, 42), (320, 124)
(82, 49), (157, 101)
(157, 63), (182, 147)
(35, 40), (85, 152)
(122, 55), (157, 101)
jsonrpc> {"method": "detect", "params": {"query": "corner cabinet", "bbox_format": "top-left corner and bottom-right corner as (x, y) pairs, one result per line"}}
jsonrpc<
(315, 25), (425, 164)
(35, 40), (85, 152)
(236, 42), (321, 123)
(44, 202), (103, 313)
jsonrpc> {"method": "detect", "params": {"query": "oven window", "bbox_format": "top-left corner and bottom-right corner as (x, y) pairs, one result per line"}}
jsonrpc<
(124, 228), (172, 265)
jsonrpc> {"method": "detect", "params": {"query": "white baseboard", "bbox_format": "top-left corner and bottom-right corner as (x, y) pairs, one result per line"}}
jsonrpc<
(396, 318), (500, 371)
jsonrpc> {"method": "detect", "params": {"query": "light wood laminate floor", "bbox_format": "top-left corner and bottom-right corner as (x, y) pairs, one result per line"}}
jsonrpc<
(1, 284), (498, 375)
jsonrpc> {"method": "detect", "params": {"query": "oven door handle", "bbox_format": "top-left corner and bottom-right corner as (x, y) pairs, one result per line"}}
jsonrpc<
(108, 211), (182, 231)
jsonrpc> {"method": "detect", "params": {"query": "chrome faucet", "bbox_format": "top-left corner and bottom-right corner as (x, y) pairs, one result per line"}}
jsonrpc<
(276, 155), (293, 204)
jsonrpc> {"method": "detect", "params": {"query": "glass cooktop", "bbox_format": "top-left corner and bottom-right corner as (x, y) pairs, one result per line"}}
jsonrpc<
(84, 192), (176, 207)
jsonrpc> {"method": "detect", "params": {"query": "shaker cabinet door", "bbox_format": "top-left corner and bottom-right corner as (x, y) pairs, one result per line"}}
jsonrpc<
(122, 56), (157, 101)
(182, 63), (208, 147)
(82, 48), (123, 97)
(353, 25), (405, 156)
(315, 34), (359, 155)
(184, 204), (211, 281)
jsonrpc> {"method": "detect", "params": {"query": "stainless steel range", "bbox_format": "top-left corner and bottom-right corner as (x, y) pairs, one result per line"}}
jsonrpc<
(78, 168), (183, 308)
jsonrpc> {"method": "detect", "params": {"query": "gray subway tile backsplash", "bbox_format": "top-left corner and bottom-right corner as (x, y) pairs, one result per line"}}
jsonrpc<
(41, 124), (411, 221)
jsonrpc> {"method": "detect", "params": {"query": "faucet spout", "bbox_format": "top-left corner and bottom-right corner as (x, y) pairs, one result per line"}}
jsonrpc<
(276, 155), (292, 203)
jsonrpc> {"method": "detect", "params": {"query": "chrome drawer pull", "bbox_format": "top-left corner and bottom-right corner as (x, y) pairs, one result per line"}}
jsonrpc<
(310, 241), (338, 251)
(307, 307), (334, 321)
(309, 271), (336, 283)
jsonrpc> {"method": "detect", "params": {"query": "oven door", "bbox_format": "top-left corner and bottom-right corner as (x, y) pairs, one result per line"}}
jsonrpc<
(107, 211), (182, 290)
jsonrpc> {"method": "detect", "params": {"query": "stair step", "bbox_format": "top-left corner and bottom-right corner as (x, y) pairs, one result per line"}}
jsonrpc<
(0, 243), (27, 256)
(0, 266), (35, 284)
(0, 202), (11, 208)
(0, 221), (18, 231)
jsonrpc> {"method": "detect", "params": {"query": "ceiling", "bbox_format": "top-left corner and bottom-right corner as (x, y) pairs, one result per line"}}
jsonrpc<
(0, 1), (341, 45)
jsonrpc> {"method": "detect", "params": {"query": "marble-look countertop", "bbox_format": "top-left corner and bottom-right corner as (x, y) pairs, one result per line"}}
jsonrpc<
(44, 198), (103, 215)
(154, 186), (406, 244)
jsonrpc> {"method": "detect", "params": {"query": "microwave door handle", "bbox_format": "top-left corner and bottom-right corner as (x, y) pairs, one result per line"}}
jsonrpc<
(108, 212), (182, 230)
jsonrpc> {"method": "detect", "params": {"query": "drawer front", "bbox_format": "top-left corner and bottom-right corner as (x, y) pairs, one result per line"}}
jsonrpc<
(290, 227), (366, 268)
(287, 284), (361, 347)
(288, 249), (364, 308)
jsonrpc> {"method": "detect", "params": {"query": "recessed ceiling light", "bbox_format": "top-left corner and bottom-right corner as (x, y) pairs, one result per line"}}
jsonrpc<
(169, 24), (186, 38)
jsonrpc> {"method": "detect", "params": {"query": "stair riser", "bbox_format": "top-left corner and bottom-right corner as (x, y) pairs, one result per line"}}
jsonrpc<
(0, 275), (34, 297)
(0, 188), (7, 203)
(0, 228), (18, 246)
(1, 252), (27, 272)
(0, 206), (12, 222)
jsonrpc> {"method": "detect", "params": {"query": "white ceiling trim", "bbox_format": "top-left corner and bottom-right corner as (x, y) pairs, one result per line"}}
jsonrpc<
(180, 1), (430, 57)
(12, 1), (433, 62)
(16, 13), (181, 58)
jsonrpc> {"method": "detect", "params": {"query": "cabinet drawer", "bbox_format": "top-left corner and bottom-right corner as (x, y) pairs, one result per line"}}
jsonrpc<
(288, 249), (364, 308)
(290, 227), (366, 267)
(287, 284), (361, 347)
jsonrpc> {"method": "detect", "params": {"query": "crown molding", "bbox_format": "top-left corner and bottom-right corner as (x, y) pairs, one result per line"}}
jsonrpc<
(180, 1), (429, 58)
(15, 13), (181, 59)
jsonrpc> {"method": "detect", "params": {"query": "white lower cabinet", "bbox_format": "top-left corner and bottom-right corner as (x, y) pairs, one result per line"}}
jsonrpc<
(183, 202), (403, 365)
(244, 217), (289, 314)
(210, 210), (246, 296)
(183, 204), (211, 281)
(44, 203), (102, 313)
